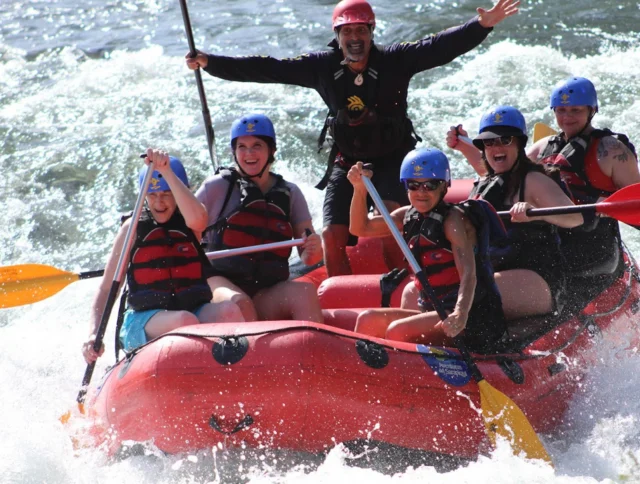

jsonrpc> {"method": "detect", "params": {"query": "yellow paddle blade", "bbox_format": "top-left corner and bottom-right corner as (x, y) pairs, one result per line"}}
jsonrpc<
(0, 264), (79, 308)
(478, 380), (553, 466)
(533, 122), (558, 143)
(60, 402), (85, 425)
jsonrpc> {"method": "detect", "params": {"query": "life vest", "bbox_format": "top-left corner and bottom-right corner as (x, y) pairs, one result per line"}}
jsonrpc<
(126, 210), (213, 312)
(539, 128), (636, 204)
(204, 168), (294, 288)
(470, 165), (561, 272)
(538, 129), (632, 274)
(315, 43), (420, 189)
(402, 201), (501, 310)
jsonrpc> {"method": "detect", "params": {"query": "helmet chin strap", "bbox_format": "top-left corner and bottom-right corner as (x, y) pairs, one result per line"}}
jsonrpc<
(234, 155), (272, 179)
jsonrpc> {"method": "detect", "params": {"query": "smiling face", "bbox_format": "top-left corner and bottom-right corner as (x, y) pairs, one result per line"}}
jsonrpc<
(483, 137), (520, 174)
(553, 105), (592, 138)
(406, 178), (447, 214)
(337, 23), (373, 63)
(146, 191), (177, 224)
(234, 135), (273, 178)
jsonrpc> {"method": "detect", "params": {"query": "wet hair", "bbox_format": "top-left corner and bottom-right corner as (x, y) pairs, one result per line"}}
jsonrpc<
(480, 136), (548, 201)
(231, 134), (276, 165)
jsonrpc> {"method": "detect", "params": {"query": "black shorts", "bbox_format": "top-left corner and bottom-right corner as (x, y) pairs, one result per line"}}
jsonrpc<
(322, 159), (409, 228)
(462, 293), (508, 354)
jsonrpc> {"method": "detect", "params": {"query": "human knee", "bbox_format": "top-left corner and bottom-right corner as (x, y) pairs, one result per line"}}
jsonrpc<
(217, 301), (245, 322)
(230, 293), (257, 321)
(385, 320), (409, 341)
(355, 309), (381, 333)
(292, 281), (318, 299)
(173, 310), (200, 328)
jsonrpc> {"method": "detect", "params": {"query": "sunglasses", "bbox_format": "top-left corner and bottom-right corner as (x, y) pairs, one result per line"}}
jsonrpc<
(405, 179), (444, 191)
(482, 136), (514, 147)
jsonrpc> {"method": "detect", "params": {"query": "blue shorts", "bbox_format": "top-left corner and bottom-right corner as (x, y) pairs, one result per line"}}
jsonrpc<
(119, 304), (209, 352)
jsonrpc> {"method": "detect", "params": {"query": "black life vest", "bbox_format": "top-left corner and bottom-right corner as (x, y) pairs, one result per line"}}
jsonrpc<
(470, 165), (561, 272)
(539, 128), (636, 204)
(204, 168), (294, 288)
(126, 210), (213, 312)
(315, 44), (420, 189)
(402, 201), (501, 310)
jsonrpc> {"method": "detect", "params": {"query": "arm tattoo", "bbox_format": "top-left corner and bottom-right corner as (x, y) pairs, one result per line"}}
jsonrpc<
(614, 150), (630, 163)
(597, 140), (609, 159)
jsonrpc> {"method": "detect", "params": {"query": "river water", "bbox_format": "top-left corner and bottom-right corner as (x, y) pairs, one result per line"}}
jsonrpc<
(2, 0), (640, 482)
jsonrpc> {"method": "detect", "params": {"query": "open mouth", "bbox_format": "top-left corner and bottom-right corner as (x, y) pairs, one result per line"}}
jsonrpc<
(492, 154), (507, 163)
(346, 41), (364, 56)
(243, 158), (261, 168)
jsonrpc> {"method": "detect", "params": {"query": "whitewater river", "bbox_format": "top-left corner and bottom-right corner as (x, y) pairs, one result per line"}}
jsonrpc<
(1, 0), (640, 482)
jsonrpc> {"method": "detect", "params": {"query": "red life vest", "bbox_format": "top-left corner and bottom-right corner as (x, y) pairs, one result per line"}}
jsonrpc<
(538, 129), (633, 274)
(205, 168), (293, 289)
(403, 203), (460, 307)
(539, 129), (635, 204)
(403, 201), (503, 313)
(126, 210), (213, 312)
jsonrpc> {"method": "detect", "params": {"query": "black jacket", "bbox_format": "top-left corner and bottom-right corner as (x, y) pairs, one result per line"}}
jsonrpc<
(203, 18), (492, 118)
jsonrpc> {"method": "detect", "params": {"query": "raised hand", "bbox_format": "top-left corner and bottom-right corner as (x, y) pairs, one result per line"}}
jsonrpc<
(477, 0), (520, 28)
(144, 148), (171, 174)
(446, 124), (469, 151)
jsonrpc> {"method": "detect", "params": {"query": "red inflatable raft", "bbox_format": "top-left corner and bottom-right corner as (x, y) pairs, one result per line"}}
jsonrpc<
(82, 179), (640, 463)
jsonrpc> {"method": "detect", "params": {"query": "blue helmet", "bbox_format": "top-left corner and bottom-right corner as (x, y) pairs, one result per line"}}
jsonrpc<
(230, 113), (276, 148)
(138, 156), (189, 193)
(473, 105), (528, 149)
(550, 77), (598, 111)
(400, 148), (451, 187)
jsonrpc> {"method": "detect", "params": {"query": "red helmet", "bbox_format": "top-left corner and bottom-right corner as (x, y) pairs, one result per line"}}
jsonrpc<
(332, 0), (376, 30)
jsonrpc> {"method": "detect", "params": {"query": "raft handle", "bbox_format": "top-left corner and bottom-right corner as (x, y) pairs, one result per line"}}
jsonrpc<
(496, 356), (525, 384)
(209, 414), (254, 435)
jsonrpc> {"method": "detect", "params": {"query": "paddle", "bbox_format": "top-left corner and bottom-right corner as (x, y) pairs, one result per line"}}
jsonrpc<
(0, 266), (104, 309)
(179, 0), (217, 170)
(1, 239), (305, 309)
(77, 162), (155, 413)
(361, 175), (553, 465)
(533, 122), (557, 142)
(496, 181), (640, 226)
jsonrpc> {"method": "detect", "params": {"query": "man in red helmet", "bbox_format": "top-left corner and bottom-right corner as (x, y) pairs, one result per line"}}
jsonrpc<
(186, 0), (519, 277)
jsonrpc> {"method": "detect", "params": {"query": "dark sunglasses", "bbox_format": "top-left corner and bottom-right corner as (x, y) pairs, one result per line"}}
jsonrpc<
(405, 179), (444, 191)
(482, 136), (514, 147)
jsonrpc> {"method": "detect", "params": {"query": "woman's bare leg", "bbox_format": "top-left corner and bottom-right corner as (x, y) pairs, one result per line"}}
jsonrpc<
(207, 275), (258, 322)
(253, 280), (324, 323)
(494, 269), (554, 320)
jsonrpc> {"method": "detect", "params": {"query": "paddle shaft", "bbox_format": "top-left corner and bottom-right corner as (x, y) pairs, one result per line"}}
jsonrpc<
(79, 269), (104, 280)
(361, 177), (484, 382)
(77, 163), (155, 405)
(206, 238), (304, 260)
(497, 198), (640, 225)
(458, 135), (475, 147)
(179, 0), (217, 170)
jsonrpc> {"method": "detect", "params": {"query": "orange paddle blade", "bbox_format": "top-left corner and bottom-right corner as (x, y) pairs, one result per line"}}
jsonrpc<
(0, 264), (79, 308)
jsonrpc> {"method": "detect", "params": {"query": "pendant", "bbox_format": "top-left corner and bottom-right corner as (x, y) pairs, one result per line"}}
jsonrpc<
(354, 73), (364, 86)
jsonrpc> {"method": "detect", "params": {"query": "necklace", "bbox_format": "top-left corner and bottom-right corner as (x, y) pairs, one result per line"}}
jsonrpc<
(354, 73), (364, 86)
